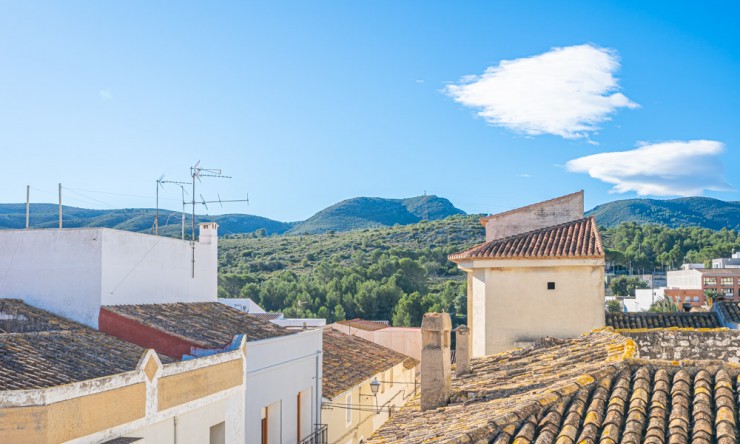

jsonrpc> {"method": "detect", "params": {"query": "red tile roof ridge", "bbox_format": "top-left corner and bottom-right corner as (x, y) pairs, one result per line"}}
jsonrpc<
(479, 190), (583, 225)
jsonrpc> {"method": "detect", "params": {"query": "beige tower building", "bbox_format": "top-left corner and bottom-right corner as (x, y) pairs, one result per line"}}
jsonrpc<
(449, 191), (605, 356)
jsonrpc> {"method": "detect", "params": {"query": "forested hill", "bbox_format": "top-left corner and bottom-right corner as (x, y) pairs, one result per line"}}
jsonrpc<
(0, 203), (292, 236)
(0, 195), (463, 237)
(288, 195), (464, 234)
(587, 197), (740, 230)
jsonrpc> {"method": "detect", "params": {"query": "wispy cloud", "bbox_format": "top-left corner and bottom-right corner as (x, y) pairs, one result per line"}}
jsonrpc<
(517, 173), (531, 178)
(444, 44), (638, 139)
(566, 140), (732, 196)
(99, 90), (113, 100)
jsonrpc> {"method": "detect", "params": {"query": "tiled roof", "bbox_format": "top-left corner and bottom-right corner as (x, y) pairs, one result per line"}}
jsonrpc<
(715, 301), (740, 323)
(322, 328), (418, 399)
(606, 312), (722, 329)
(250, 312), (283, 321)
(0, 299), (170, 391)
(449, 217), (603, 261)
(336, 318), (389, 331)
(368, 330), (632, 443)
(369, 328), (740, 444)
(104, 302), (293, 348)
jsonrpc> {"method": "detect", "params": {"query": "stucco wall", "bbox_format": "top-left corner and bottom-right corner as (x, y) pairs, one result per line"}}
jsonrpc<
(467, 259), (605, 356)
(482, 192), (583, 242)
(324, 361), (416, 444)
(623, 330), (740, 363)
(328, 324), (422, 363)
(0, 226), (217, 329)
(246, 329), (323, 444)
(666, 269), (702, 289)
(0, 228), (103, 327)
(101, 228), (217, 309)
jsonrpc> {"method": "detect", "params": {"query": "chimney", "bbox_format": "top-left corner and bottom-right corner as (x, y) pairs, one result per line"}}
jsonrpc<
(198, 222), (219, 246)
(455, 324), (471, 377)
(421, 312), (451, 411)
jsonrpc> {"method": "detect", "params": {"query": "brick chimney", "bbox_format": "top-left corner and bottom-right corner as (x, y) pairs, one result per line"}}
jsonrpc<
(455, 324), (471, 377)
(421, 312), (451, 411)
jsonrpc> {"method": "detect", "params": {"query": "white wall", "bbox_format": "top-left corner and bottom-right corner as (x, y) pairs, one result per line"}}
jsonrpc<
(629, 288), (665, 312)
(246, 329), (323, 444)
(0, 228), (103, 327)
(101, 228), (216, 308)
(667, 269), (702, 289)
(0, 225), (217, 328)
(461, 258), (605, 356)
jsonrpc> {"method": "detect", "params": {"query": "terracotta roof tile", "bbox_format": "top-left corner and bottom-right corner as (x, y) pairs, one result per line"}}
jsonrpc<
(104, 302), (293, 348)
(368, 329), (740, 444)
(449, 217), (603, 261)
(0, 299), (170, 391)
(606, 312), (722, 329)
(322, 328), (418, 399)
(715, 301), (740, 323)
(336, 318), (389, 331)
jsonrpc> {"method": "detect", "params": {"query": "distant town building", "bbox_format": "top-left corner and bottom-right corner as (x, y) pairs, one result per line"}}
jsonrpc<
(712, 251), (740, 268)
(220, 298), (327, 329)
(448, 191), (606, 356)
(666, 267), (740, 306)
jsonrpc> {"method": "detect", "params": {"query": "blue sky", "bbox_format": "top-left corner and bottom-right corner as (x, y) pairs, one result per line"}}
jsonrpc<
(1, 1), (738, 222)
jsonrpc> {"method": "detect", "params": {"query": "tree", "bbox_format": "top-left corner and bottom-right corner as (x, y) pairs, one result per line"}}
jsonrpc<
(609, 276), (648, 297)
(649, 297), (678, 313)
(333, 305), (346, 322)
(606, 300), (622, 313)
(704, 289), (721, 305)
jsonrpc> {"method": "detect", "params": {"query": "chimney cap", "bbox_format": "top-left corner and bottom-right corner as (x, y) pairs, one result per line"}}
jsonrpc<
(454, 324), (469, 334)
(421, 312), (451, 332)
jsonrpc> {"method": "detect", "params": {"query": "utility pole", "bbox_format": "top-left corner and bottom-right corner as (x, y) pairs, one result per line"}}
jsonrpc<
(58, 183), (62, 229)
(25, 185), (30, 229)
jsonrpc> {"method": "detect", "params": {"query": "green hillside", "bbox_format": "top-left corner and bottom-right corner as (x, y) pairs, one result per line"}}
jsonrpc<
(288, 195), (464, 234)
(587, 197), (740, 230)
(0, 203), (292, 236)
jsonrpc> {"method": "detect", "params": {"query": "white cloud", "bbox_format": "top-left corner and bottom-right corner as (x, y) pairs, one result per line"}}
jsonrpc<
(99, 90), (113, 100)
(444, 44), (638, 139)
(517, 173), (531, 178)
(566, 140), (732, 196)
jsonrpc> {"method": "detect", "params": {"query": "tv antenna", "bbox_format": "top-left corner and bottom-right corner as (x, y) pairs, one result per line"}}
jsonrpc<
(155, 175), (190, 236)
(188, 161), (249, 277)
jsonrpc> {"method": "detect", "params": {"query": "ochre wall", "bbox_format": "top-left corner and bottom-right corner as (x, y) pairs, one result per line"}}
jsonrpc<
(158, 359), (244, 411)
(0, 383), (145, 444)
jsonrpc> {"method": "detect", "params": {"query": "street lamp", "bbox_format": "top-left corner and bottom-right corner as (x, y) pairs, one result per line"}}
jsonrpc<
(361, 378), (382, 414)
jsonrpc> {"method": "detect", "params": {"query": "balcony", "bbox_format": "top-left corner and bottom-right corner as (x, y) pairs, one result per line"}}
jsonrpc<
(299, 424), (328, 444)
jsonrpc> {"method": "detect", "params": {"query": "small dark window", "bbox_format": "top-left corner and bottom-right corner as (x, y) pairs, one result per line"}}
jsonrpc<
(547, 282), (556, 290)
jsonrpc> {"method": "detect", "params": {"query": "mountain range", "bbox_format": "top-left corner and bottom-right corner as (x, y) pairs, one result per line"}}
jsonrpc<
(0, 195), (463, 237)
(2, 195), (740, 236)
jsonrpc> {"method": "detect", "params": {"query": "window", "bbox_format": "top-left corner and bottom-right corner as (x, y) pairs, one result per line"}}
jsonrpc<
(693, 297), (699, 302)
(210, 422), (225, 444)
(722, 277), (734, 286)
(261, 408), (268, 444)
(685, 296), (690, 302)
(390, 368), (394, 387)
(726, 288), (735, 295)
(381, 371), (386, 394)
(704, 277), (717, 286)
(346, 394), (352, 426)
(547, 282), (556, 290)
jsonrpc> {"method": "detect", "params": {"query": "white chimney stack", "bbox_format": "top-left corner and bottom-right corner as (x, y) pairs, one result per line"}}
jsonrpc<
(198, 222), (219, 246)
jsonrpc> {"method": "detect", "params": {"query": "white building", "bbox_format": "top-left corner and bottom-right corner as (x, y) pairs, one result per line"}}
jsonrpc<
(0, 223), (218, 328)
(0, 224), (324, 443)
(626, 288), (666, 312)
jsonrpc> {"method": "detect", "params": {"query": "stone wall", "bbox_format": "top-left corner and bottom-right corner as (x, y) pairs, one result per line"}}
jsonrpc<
(623, 330), (740, 363)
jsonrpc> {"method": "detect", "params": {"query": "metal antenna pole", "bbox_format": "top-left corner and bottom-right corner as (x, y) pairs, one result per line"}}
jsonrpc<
(155, 180), (159, 235)
(181, 186), (186, 240)
(25, 185), (30, 229)
(58, 183), (62, 229)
